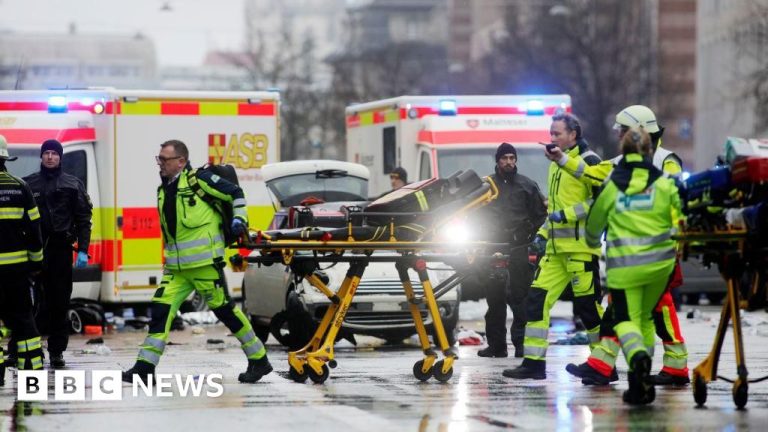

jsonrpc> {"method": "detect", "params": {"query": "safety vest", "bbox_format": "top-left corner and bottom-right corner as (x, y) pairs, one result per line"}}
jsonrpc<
(158, 171), (226, 270)
(0, 170), (43, 270)
(586, 154), (679, 285)
(538, 145), (602, 256)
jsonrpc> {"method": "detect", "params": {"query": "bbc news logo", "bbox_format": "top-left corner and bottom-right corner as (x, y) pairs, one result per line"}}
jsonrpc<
(17, 370), (224, 401)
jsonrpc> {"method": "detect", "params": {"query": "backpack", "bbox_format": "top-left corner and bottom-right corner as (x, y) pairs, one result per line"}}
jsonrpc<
(187, 164), (241, 245)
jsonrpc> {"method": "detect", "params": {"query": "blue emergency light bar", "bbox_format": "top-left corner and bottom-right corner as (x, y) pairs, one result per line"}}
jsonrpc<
(526, 99), (545, 116)
(438, 99), (457, 116)
(48, 96), (68, 113)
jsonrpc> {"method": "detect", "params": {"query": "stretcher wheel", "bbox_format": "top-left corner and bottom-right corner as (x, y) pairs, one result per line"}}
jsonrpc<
(413, 360), (432, 382)
(693, 375), (707, 406)
(733, 381), (748, 409)
(432, 360), (453, 383)
(308, 364), (330, 384)
(289, 365), (308, 383)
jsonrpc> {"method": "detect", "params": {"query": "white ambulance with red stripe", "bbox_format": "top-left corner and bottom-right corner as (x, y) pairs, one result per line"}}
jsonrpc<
(0, 89), (280, 312)
(346, 95), (571, 196)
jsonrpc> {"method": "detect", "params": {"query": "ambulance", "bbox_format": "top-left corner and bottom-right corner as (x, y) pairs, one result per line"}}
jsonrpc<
(0, 89), (280, 316)
(345, 95), (571, 196)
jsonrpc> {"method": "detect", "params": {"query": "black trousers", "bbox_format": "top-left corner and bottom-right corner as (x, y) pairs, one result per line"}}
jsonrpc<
(0, 270), (40, 344)
(483, 248), (532, 349)
(39, 241), (73, 354)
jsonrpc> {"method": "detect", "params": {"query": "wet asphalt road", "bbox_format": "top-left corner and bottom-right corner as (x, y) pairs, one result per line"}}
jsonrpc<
(1, 302), (767, 431)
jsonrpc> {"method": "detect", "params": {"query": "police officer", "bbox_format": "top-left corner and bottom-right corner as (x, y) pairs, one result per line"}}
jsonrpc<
(503, 113), (605, 380)
(0, 135), (45, 381)
(122, 140), (271, 384)
(23, 139), (92, 369)
(559, 106), (690, 386)
(584, 126), (680, 404)
(477, 143), (547, 358)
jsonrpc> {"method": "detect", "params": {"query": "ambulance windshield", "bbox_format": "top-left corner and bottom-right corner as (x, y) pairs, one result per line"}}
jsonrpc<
(4, 147), (40, 178)
(5, 146), (89, 187)
(437, 146), (551, 194)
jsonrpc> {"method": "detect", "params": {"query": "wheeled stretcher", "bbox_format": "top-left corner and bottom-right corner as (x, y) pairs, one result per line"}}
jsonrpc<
(238, 170), (506, 383)
(676, 154), (768, 408)
(674, 229), (768, 409)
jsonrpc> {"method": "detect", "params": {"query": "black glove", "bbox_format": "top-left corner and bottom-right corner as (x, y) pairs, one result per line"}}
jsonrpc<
(528, 234), (547, 256)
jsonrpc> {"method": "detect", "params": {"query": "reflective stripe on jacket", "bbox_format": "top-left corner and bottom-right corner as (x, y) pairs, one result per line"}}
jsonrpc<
(537, 144), (602, 256)
(158, 169), (227, 270)
(585, 153), (680, 285)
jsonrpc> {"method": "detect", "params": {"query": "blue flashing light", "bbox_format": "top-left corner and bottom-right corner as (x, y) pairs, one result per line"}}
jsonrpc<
(526, 99), (545, 116)
(48, 96), (68, 113)
(438, 99), (457, 116)
(681, 171), (691, 181)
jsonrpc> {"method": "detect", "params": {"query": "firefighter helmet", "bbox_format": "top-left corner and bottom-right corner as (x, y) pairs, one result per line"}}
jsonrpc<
(0, 134), (14, 160)
(614, 105), (660, 133)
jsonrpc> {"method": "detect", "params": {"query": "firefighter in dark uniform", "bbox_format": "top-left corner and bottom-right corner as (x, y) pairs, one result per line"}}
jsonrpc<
(0, 134), (45, 383)
(22, 139), (92, 369)
(477, 143), (547, 358)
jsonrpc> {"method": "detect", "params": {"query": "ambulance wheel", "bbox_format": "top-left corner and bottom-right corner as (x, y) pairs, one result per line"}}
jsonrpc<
(308, 364), (329, 384)
(733, 381), (748, 409)
(288, 365), (308, 383)
(693, 375), (707, 406)
(432, 360), (453, 383)
(413, 360), (433, 382)
(68, 309), (84, 334)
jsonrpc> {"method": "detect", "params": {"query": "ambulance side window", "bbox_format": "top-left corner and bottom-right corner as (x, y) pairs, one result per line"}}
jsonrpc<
(62, 149), (88, 189)
(383, 127), (396, 173)
(419, 152), (431, 180)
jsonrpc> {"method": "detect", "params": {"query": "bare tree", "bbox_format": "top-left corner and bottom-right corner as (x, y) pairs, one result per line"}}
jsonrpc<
(223, 21), (337, 160)
(731, 0), (768, 134)
(485, 0), (656, 155)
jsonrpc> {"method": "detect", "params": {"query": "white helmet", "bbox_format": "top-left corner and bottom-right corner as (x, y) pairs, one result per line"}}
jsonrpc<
(0, 135), (13, 160)
(614, 105), (660, 133)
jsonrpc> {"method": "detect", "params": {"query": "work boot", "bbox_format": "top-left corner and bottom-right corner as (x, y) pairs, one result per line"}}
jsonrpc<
(238, 356), (273, 383)
(0, 362), (5, 386)
(478, 346), (508, 358)
(502, 358), (546, 380)
(565, 362), (618, 385)
(122, 361), (156, 385)
(650, 370), (690, 386)
(50, 353), (66, 369)
(623, 352), (655, 405)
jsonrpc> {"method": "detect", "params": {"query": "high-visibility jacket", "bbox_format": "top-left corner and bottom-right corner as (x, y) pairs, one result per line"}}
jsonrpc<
(559, 140), (682, 188)
(0, 168), (43, 272)
(585, 154), (680, 286)
(536, 142), (602, 256)
(158, 167), (248, 271)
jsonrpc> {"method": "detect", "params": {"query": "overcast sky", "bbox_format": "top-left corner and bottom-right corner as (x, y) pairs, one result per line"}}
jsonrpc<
(0, 0), (246, 66)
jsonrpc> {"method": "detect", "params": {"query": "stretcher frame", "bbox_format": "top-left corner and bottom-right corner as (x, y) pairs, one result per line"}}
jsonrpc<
(674, 228), (768, 409)
(239, 177), (503, 383)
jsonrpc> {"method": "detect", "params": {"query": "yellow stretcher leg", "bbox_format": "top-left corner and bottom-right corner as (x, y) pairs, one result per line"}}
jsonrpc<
(397, 263), (437, 381)
(287, 261), (367, 384)
(415, 265), (455, 382)
(692, 277), (749, 408)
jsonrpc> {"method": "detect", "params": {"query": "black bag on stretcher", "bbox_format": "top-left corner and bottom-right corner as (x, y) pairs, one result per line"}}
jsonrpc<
(364, 170), (484, 226)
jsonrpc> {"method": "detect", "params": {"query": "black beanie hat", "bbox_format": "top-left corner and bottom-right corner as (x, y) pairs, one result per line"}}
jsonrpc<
(41, 139), (63, 158)
(495, 142), (516, 162)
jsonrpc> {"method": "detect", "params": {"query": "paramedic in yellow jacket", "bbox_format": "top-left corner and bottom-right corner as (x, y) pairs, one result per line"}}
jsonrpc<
(583, 126), (680, 405)
(560, 105), (690, 387)
(122, 140), (271, 384)
(503, 113), (604, 380)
